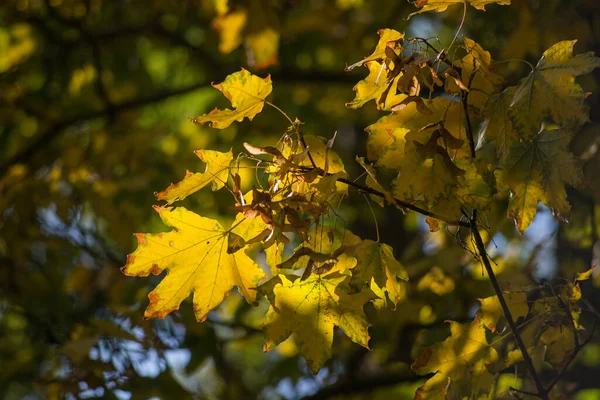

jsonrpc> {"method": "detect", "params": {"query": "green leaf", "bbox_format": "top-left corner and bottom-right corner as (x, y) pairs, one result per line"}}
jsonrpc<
(497, 127), (582, 233)
(509, 40), (600, 137)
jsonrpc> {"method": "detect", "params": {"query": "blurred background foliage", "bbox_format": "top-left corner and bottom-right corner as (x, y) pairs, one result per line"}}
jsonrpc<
(1, 0), (600, 399)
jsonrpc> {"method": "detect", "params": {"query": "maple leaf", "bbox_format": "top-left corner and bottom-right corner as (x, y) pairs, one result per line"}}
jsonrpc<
(261, 273), (375, 373)
(365, 97), (465, 164)
(409, 0), (511, 18)
(477, 86), (518, 160)
(475, 292), (528, 332)
(497, 127), (582, 233)
(346, 29), (404, 71)
(348, 240), (408, 309)
(541, 326), (575, 371)
(213, 10), (247, 54)
(155, 149), (233, 204)
(122, 206), (266, 322)
(412, 321), (499, 399)
(192, 69), (272, 129)
(246, 28), (279, 69)
(446, 37), (503, 112)
(509, 40), (600, 137)
(346, 61), (406, 111)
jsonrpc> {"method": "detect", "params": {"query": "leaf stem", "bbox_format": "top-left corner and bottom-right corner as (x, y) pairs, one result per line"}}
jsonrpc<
(448, 0), (467, 53)
(295, 165), (470, 228)
(265, 100), (318, 169)
(470, 210), (549, 400)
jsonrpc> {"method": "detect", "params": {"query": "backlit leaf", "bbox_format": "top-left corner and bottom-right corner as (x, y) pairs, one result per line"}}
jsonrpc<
(412, 321), (499, 399)
(409, 0), (511, 17)
(509, 40), (600, 137)
(475, 292), (528, 332)
(261, 273), (375, 373)
(498, 127), (582, 233)
(348, 240), (408, 309)
(155, 149), (233, 204)
(192, 69), (272, 129)
(122, 206), (266, 322)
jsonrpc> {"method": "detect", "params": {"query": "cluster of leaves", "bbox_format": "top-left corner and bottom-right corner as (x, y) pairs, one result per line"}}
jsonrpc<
(123, 1), (600, 398)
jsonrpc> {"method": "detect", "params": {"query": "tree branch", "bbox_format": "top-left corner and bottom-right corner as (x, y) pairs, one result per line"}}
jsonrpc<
(470, 210), (548, 400)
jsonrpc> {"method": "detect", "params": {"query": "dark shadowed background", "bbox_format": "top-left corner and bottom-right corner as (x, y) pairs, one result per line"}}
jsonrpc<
(1, 0), (600, 399)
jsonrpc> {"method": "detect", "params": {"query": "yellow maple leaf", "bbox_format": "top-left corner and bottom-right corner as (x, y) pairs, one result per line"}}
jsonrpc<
(246, 28), (279, 69)
(446, 37), (503, 112)
(346, 61), (406, 110)
(261, 273), (375, 373)
(155, 149), (232, 204)
(122, 206), (266, 322)
(475, 292), (528, 332)
(349, 240), (408, 309)
(409, 0), (511, 18)
(509, 40), (600, 137)
(346, 29), (404, 71)
(412, 321), (499, 399)
(498, 127), (582, 233)
(212, 10), (247, 54)
(192, 69), (272, 129)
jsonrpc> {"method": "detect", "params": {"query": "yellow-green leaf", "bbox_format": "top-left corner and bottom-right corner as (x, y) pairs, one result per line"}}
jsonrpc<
(509, 40), (600, 137)
(475, 292), (528, 332)
(192, 69), (272, 129)
(498, 127), (582, 233)
(349, 240), (408, 309)
(417, 267), (455, 296)
(409, 0), (511, 18)
(477, 86), (518, 160)
(412, 321), (499, 399)
(262, 273), (375, 373)
(155, 149), (233, 204)
(541, 326), (575, 370)
(122, 206), (266, 322)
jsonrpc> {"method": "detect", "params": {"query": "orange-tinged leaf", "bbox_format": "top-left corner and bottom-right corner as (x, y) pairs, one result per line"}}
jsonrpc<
(122, 206), (266, 322)
(192, 69), (272, 129)
(155, 149), (233, 204)
(261, 273), (375, 373)
(498, 127), (582, 233)
(246, 28), (279, 69)
(509, 40), (600, 137)
(409, 0), (511, 18)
